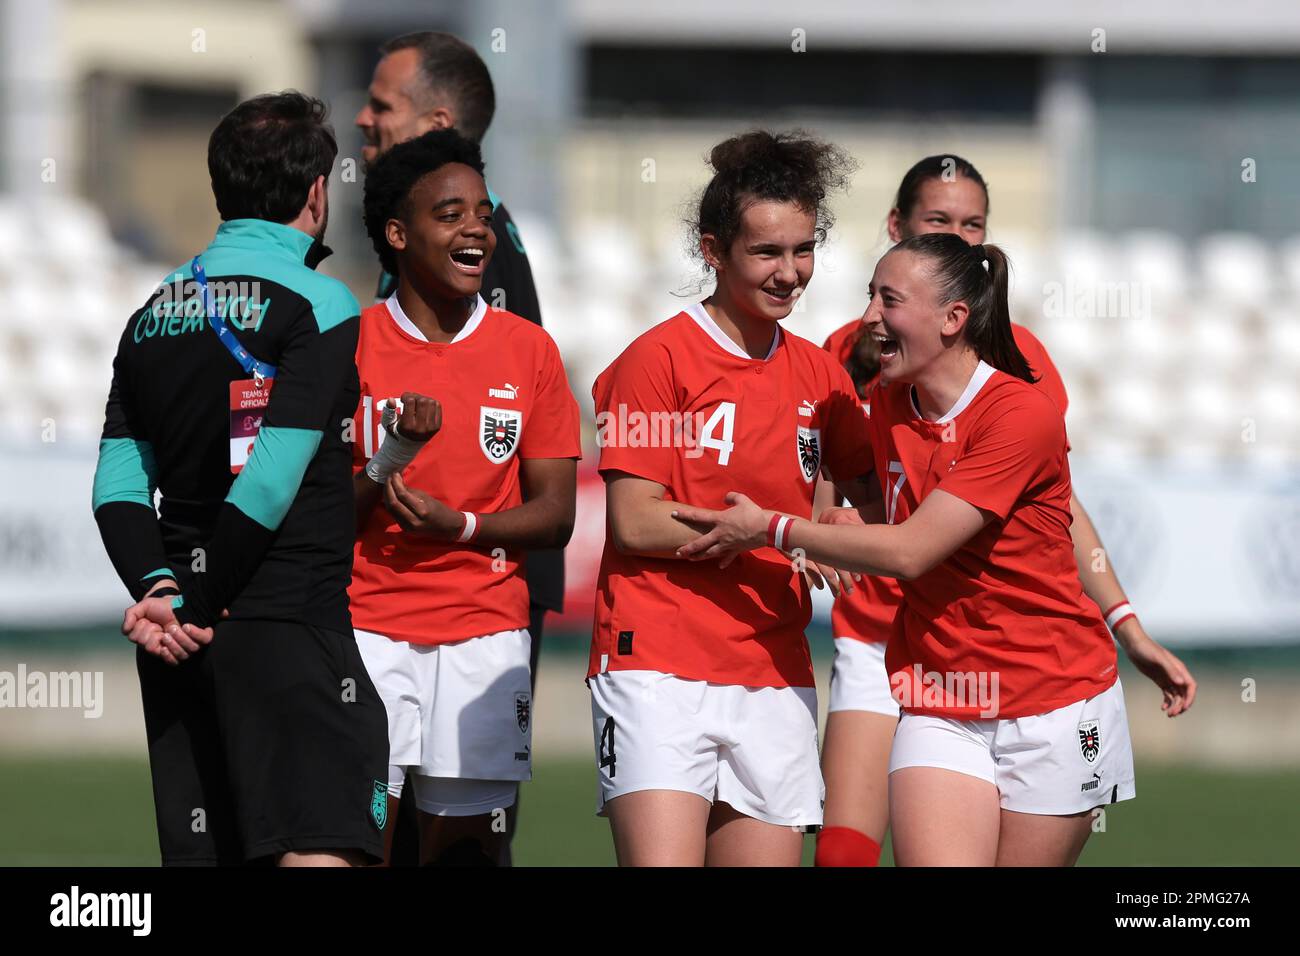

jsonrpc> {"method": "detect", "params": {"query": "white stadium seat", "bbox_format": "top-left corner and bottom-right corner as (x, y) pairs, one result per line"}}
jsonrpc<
(1100, 378), (1168, 442)
(1119, 230), (1190, 308)
(584, 220), (646, 295)
(1198, 232), (1274, 308)
(1036, 312), (1103, 376)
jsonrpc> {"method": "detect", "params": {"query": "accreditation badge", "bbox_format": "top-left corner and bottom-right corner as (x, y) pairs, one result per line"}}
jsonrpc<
(229, 378), (274, 473)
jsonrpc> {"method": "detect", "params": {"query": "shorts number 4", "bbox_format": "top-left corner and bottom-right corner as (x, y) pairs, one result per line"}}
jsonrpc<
(598, 717), (617, 779)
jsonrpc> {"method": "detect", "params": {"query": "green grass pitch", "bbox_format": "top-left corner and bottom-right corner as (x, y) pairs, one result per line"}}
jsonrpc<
(1, 755), (1295, 866)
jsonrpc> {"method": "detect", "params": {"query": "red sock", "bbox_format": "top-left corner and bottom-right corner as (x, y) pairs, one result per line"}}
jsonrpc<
(815, 826), (882, 867)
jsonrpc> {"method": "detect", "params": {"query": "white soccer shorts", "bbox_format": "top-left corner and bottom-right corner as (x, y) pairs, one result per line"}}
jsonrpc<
(356, 627), (532, 817)
(589, 669), (823, 829)
(889, 678), (1136, 815)
(828, 637), (901, 717)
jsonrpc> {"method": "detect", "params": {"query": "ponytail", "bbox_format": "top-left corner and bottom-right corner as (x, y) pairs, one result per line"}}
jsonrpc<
(893, 233), (1035, 384)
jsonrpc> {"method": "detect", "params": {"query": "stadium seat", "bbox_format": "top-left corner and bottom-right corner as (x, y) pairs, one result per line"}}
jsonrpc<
(1279, 235), (1300, 296)
(1101, 378), (1167, 441)
(1054, 230), (1116, 292)
(585, 219), (646, 294)
(1113, 312), (1178, 380)
(36, 196), (117, 266)
(1036, 312), (1102, 375)
(1261, 310), (1300, 373)
(1119, 230), (1190, 309)
(1198, 232), (1274, 308)
(1177, 379), (1244, 450)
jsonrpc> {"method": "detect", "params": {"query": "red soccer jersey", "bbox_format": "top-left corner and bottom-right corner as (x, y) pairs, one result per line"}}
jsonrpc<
(863, 361), (1115, 718)
(824, 318), (1072, 645)
(589, 304), (875, 688)
(349, 294), (582, 645)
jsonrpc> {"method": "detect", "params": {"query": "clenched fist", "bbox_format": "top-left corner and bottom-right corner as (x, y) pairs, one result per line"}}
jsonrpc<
(389, 392), (442, 443)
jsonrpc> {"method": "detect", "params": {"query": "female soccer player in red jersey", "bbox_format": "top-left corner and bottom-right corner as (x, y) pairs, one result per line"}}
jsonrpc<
(811, 156), (1196, 868)
(676, 234), (1145, 866)
(350, 129), (581, 865)
(589, 130), (875, 866)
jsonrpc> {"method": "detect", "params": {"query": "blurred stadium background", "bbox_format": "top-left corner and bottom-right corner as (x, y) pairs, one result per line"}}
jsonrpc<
(0, 0), (1297, 865)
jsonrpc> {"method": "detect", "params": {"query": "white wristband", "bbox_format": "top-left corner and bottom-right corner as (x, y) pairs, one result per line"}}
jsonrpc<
(365, 398), (427, 483)
(456, 511), (478, 543)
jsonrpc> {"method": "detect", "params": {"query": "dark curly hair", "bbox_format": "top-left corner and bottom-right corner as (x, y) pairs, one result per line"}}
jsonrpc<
(362, 128), (485, 276)
(691, 129), (853, 269)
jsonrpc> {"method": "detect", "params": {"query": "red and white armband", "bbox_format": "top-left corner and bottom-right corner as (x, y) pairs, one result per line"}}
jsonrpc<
(1103, 601), (1137, 633)
(766, 514), (794, 552)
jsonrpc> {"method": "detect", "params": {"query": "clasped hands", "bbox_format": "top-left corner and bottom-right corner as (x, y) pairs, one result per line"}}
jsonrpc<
(121, 580), (221, 666)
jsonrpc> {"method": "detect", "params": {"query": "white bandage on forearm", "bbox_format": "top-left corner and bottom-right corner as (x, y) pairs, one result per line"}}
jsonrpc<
(365, 398), (427, 483)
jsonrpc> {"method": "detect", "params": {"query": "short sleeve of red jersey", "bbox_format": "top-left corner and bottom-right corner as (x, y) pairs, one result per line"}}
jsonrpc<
(1013, 324), (1069, 416)
(519, 334), (583, 460)
(819, 362), (874, 483)
(592, 337), (676, 485)
(937, 390), (1066, 521)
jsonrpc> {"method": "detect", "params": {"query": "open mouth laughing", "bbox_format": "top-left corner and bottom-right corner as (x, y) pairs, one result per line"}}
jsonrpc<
(450, 246), (487, 275)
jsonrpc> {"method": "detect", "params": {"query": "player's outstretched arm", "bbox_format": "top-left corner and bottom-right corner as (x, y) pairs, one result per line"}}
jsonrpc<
(675, 488), (990, 578)
(1069, 492), (1197, 716)
(605, 472), (714, 559)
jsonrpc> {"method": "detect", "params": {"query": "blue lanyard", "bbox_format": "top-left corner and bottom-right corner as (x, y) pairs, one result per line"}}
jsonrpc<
(192, 256), (277, 385)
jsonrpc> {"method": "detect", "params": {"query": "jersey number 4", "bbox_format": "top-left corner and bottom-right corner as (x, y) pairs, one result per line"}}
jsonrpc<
(697, 401), (736, 466)
(598, 716), (616, 779)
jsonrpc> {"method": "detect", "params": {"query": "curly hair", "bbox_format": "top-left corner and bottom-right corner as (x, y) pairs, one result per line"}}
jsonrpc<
(690, 129), (854, 267)
(362, 128), (485, 276)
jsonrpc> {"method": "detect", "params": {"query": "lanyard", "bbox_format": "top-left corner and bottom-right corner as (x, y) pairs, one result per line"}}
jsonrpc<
(192, 256), (277, 386)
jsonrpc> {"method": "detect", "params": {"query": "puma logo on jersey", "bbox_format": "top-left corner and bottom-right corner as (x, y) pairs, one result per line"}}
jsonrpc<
(488, 383), (519, 400)
(798, 399), (818, 418)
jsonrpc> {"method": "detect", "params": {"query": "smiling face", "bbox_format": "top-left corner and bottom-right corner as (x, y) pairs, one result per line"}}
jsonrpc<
(356, 49), (450, 168)
(384, 162), (496, 300)
(863, 248), (970, 383)
(889, 175), (987, 244)
(704, 198), (817, 323)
